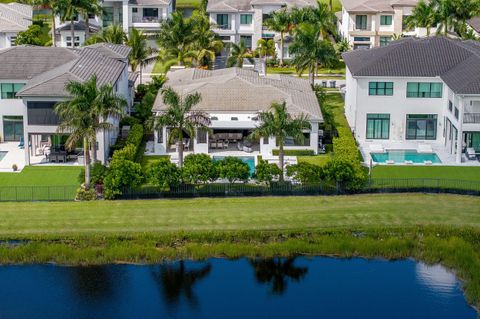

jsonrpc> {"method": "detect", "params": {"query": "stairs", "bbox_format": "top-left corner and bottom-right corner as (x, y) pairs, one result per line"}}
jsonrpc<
(213, 56), (227, 70)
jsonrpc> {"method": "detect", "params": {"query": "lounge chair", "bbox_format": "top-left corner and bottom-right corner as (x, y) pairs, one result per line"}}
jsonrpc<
(466, 148), (477, 160)
(210, 140), (217, 149)
(223, 140), (229, 149)
(18, 137), (24, 149)
(243, 145), (253, 153)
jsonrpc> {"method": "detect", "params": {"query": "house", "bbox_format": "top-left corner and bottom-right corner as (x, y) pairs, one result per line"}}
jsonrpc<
(343, 37), (480, 165)
(337, 0), (434, 49)
(0, 43), (132, 168)
(207, 0), (316, 54)
(0, 3), (32, 49)
(151, 67), (323, 157)
(56, 21), (100, 48)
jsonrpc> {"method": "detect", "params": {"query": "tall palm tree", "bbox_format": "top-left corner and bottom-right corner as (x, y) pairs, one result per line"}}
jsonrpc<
(154, 88), (210, 167)
(430, 0), (455, 36)
(289, 23), (337, 85)
(127, 28), (156, 84)
(405, 1), (436, 36)
(256, 38), (276, 74)
(55, 75), (126, 188)
(263, 9), (292, 66)
(250, 101), (310, 181)
(25, 0), (59, 46)
(78, 0), (101, 41)
(226, 40), (253, 68)
(189, 10), (224, 68)
(86, 24), (127, 44)
(303, 0), (336, 39)
(157, 11), (195, 66)
(57, 0), (90, 48)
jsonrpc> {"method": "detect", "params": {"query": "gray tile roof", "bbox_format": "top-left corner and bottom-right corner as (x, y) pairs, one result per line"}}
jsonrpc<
(207, 0), (316, 12)
(340, 0), (417, 13)
(56, 20), (100, 32)
(343, 37), (480, 95)
(129, 0), (170, 5)
(153, 68), (323, 121)
(0, 3), (32, 32)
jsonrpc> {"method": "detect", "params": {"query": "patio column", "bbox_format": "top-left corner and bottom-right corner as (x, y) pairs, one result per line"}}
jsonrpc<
(122, 0), (130, 33)
(456, 101), (464, 164)
(24, 133), (30, 166)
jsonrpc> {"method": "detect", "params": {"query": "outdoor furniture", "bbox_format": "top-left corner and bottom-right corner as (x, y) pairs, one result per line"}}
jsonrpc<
(210, 140), (217, 149)
(18, 137), (24, 149)
(243, 145), (253, 153)
(223, 140), (229, 149)
(237, 142), (243, 151)
(466, 148), (477, 160)
(217, 140), (224, 149)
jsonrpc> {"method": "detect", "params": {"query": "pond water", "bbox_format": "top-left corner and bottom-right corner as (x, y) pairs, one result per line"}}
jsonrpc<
(0, 257), (476, 319)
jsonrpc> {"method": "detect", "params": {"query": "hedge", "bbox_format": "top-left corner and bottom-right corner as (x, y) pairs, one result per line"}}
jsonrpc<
(272, 149), (315, 156)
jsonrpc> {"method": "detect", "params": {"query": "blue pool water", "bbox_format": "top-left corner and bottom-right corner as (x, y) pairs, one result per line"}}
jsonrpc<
(0, 257), (475, 319)
(371, 150), (442, 164)
(0, 151), (6, 161)
(212, 156), (256, 175)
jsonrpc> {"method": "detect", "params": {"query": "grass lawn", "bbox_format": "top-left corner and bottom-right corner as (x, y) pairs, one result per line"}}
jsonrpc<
(176, 0), (201, 8)
(0, 166), (81, 187)
(268, 61), (346, 76)
(372, 166), (480, 181)
(141, 155), (170, 170)
(298, 154), (331, 166)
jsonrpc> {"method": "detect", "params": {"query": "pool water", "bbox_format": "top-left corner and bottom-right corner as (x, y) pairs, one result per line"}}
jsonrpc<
(0, 151), (7, 161)
(371, 150), (442, 164)
(212, 156), (256, 175)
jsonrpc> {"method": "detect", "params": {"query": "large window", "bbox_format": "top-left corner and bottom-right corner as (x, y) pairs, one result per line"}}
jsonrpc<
(369, 82), (393, 96)
(240, 14), (252, 25)
(216, 14), (229, 29)
(355, 15), (367, 30)
(407, 82), (443, 98)
(143, 8), (158, 18)
(366, 114), (390, 139)
(406, 114), (437, 140)
(380, 15), (392, 25)
(380, 36), (392, 47)
(2, 116), (23, 141)
(240, 36), (252, 49)
(1, 83), (25, 99)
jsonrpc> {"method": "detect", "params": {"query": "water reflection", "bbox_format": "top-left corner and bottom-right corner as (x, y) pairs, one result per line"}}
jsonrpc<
(151, 260), (212, 309)
(67, 266), (122, 302)
(250, 257), (308, 295)
(416, 262), (458, 295)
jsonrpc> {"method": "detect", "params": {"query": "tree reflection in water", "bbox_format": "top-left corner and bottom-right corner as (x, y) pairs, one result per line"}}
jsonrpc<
(151, 261), (212, 310)
(68, 266), (118, 301)
(250, 257), (308, 295)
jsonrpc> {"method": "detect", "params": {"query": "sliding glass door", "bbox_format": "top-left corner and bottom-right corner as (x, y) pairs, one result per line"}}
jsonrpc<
(3, 116), (23, 141)
(406, 114), (437, 140)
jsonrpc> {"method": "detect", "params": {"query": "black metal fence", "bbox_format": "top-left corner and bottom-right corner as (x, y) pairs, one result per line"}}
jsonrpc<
(0, 186), (78, 202)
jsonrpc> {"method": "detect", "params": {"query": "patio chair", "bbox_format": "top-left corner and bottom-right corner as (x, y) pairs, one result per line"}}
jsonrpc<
(243, 145), (253, 153)
(237, 142), (243, 151)
(466, 148), (477, 160)
(210, 140), (217, 149)
(18, 137), (24, 149)
(223, 140), (229, 149)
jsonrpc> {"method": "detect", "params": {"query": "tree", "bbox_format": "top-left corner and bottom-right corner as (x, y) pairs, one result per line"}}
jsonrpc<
(182, 153), (218, 184)
(57, 0), (91, 48)
(86, 24), (127, 44)
(188, 10), (224, 68)
(55, 75), (126, 188)
(154, 88), (210, 167)
(147, 159), (182, 189)
(289, 23), (337, 85)
(26, 0), (61, 46)
(263, 9), (292, 66)
(335, 38), (350, 55)
(157, 11), (195, 66)
(405, 1), (436, 36)
(254, 159), (282, 185)
(256, 38), (276, 64)
(127, 28), (156, 84)
(321, 159), (368, 192)
(215, 157), (250, 183)
(250, 102), (310, 182)
(78, 0), (101, 41)
(286, 162), (322, 184)
(297, 0), (335, 39)
(15, 25), (45, 45)
(226, 40), (254, 68)
(103, 158), (144, 199)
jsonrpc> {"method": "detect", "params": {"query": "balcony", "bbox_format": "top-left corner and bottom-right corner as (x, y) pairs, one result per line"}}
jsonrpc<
(216, 24), (231, 30)
(132, 16), (161, 24)
(464, 113), (480, 124)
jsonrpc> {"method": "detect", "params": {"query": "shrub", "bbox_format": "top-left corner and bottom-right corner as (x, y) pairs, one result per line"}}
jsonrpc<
(182, 154), (218, 184)
(321, 159), (368, 192)
(135, 91), (156, 124)
(147, 159), (182, 189)
(77, 162), (108, 185)
(286, 162), (322, 184)
(254, 160), (281, 185)
(112, 143), (137, 162)
(126, 124), (144, 147)
(104, 159), (144, 199)
(120, 116), (140, 128)
(272, 149), (315, 156)
(216, 157), (250, 183)
(75, 186), (97, 201)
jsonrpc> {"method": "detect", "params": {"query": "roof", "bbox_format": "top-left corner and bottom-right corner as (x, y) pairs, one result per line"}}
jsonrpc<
(343, 36), (480, 95)
(153, 68), (323, 121)
(56, 20), (100, 32)
(129, 0), (170, 5)
(468, 17), (480, 33)
(84, 43), (132, 59)
(0, 2), (32, 33)
(11, 44), (131, 97)
(340, 0), (418, 13)
(207, 0), (316, 12)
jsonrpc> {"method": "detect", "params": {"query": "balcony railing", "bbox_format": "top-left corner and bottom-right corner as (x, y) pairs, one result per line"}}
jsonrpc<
(216, 24), (231, 30)
(132, 16), (161, 23)
(353, 23), (372, 31)
(464, 113), (480, 124)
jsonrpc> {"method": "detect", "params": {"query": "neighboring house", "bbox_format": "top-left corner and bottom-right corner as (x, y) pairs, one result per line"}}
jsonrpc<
(207, 0), (316, 54)
(56, 21), (100, 48)
(343, 37), (480, 165)
(0, 3), (32, 49)
(337, 0), (434, 49)
(0, 43), (132, 165)
(151, 67), (323, 157)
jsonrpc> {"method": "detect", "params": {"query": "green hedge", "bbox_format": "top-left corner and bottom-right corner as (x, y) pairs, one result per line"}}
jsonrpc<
(272, 149), (315, 156)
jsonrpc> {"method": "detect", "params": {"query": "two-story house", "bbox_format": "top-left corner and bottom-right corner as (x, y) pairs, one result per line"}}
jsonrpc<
(0, 44), (132, 168)
(207, 0), (316, 53)
(343, 37), (480, 165)
(0, 3), (32, 49)
(337, 0), (434, 49)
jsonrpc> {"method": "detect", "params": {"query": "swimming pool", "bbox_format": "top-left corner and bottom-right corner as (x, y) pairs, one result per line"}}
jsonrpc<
(0, 151), (7, 161)
(212, 156), (256, 175)
(371, 150), (442, 164)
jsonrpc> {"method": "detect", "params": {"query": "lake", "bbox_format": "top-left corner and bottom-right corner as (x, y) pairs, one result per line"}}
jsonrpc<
(0, 257), (476, 319)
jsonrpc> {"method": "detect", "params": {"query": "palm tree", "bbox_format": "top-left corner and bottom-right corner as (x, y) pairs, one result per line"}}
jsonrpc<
(303, 0), (336, 39)
(250, 101), (310, 181)
(405, 1), (436, 36)
(263, 9), (292, 66)
(55, 75), (126, 188)
(226, 40), (253, 68)
(154, 88), (210, 167)
(57, 0), (90, 48)
(25, 0), (59, 46)
(189, 10), (224, 68)
(86, 24), (127, 44)
(256, 38), (276, 74)
(289, 23), (337, 85)
(78, 0), (101, 41)
(430, 0), (455, 36)
(157, 11), (195, 66)
(127, 28), (156, 84)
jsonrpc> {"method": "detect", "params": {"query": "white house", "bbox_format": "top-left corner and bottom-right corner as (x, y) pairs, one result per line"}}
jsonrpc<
(151, 67), (323, 158)
(343, 37), (480, 165)
(207, 0), (316, 54)
(0, 44), (132, 169)
(0, 3), (32, 49)
(337, 0), (435, 49)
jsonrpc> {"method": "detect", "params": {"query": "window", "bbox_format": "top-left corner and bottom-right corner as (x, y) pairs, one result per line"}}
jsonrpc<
(406, 82), (443, 98)
(369, 82), (393, 96)
(197, 128), (207, 144)
(1, 83), (25, 99)
(380, 36), (392, 47)
(132, 7), (138, 13)
(263, 136), (269, 144)
(448, 100), (453, 112)
(353, 37), (370, 42)
(356, 15), (367, 30)
(143, 8), (158, 17)
(380, 15), (392, 25)
(366, 114), (390, 139)
(240, 36), (252, 49)
(9, 36), (16, 46)
(406, 114), (437, 140)
(454, 107), (459, 119)
(240, 14), (252, 25)
(216, 14), (229, 29)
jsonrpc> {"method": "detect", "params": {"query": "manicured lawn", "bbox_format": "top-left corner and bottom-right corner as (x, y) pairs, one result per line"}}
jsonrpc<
(0, 166), (81, 187)
(0, 194), (478, 235)
(176, 0), (201, 8)
(298, 154), (331, 166)
(141, 155), (170, 170)
(372, 166), (480, 181)
(268, 61), (346, 76)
